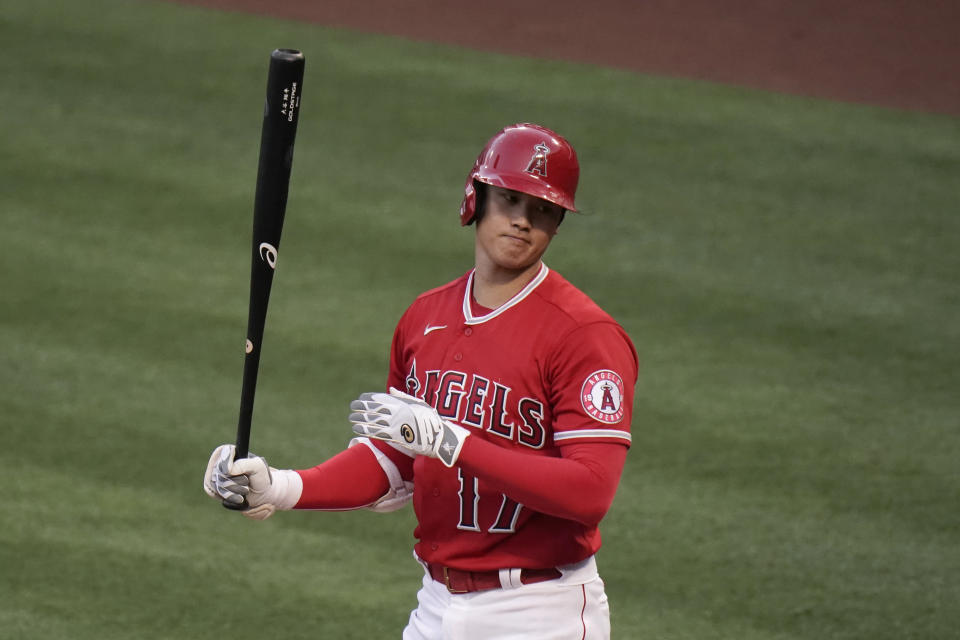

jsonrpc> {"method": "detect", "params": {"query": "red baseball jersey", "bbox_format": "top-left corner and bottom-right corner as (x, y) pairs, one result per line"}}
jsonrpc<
(387, 264), (638, 570)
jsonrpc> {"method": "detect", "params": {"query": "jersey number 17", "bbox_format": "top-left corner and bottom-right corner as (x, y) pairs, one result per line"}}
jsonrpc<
(457, 470), (522, 533)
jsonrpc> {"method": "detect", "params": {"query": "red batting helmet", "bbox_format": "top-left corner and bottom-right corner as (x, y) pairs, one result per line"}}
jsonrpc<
(459, 123), (580, 226)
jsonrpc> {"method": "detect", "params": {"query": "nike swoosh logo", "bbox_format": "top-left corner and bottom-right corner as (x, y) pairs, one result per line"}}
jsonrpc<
(423, 324), (447, 336)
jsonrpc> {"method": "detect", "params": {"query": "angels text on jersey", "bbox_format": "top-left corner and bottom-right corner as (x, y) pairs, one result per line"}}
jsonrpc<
(404, 359), (626, 449)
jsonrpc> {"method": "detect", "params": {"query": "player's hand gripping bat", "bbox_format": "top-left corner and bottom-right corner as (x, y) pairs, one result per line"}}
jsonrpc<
(225, 49), (305, 510)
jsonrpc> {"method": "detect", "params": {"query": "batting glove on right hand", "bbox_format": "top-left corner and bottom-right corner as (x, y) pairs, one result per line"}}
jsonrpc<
(349, 388), (470, 467)
(202, 444), (302, 520)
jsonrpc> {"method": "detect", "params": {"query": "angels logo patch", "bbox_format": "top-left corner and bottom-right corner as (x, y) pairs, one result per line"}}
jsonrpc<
(580, 369), (626, 424)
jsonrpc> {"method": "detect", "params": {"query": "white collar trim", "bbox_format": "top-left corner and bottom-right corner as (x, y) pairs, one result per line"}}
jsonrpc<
(462, 263), (550, 325)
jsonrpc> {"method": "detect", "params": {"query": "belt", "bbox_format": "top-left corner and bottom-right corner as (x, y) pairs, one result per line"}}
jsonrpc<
(428, 563), (563, 594)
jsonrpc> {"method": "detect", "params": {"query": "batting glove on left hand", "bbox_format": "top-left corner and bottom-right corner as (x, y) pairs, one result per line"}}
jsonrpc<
(349, 388), (470, 467)
(202, 444), (302, 520)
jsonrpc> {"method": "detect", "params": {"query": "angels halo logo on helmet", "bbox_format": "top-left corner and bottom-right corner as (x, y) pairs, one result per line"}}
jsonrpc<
(525, 142), (551, 177)
(459, 123), (580, 226)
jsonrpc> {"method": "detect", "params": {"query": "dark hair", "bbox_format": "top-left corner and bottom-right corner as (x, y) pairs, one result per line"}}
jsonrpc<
(471, 180), (487, 225)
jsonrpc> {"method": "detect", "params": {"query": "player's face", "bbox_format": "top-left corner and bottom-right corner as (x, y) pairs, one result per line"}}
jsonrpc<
(475, 186), (564, 276)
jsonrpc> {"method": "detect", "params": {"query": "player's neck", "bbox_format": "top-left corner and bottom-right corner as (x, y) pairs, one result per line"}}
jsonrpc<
(471, 259), (543, 309)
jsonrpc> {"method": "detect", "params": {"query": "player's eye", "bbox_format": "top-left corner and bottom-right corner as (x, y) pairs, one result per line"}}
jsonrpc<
(537, 204), (561, 218)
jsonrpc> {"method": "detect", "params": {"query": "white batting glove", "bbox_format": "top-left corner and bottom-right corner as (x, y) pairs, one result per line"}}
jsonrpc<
(202, 444), (302, 520)
(349, 388), (470, 467)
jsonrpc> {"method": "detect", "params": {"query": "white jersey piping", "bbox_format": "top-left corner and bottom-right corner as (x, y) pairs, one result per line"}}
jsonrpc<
(462, 263), (551, 325)
(554, 429), (632, 444)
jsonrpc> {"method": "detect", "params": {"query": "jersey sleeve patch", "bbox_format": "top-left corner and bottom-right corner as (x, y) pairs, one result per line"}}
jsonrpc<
(580, 369), (626, 424)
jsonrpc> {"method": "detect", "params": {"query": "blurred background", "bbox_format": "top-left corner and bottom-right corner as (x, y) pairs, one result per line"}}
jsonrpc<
(2, 1), (957, 638)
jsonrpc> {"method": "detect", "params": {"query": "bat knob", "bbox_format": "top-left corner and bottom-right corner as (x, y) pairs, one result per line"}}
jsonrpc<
(222, 497), (250, 511)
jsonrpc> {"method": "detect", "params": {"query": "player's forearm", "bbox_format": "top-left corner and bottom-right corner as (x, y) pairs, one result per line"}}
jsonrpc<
(294, 444), (392, 510)
(456, 438), (628, 526)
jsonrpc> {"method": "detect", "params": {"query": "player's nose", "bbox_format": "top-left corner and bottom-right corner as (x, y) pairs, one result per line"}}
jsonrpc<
(510, 200), (537, 228)
(511, 212), (532, 230)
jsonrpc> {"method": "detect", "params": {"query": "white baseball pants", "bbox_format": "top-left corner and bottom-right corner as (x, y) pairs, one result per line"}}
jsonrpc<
(402, 555), (611, 640)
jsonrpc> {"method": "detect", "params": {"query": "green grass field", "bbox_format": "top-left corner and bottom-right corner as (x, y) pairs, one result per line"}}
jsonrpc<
(2, 1), (958, 638)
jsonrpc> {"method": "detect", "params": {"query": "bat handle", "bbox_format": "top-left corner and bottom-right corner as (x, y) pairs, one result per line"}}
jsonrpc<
(222, 429), (251, 511)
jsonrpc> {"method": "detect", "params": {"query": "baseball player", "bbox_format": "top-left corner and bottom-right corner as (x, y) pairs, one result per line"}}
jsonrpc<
(204, 123), (638, 639)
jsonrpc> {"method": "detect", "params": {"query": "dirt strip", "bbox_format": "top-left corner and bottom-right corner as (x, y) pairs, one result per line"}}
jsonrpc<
(174, 0), (959, 115)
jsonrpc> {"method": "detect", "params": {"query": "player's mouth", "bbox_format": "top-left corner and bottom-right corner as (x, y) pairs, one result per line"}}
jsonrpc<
(501, 234), (530, 245)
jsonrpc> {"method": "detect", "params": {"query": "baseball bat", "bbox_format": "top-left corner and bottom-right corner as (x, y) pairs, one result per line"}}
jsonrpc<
(225, 48), (305, 510)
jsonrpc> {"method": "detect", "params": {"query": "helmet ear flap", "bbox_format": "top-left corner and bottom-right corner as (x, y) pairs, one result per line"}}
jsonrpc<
(459, 180), (487, 226)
